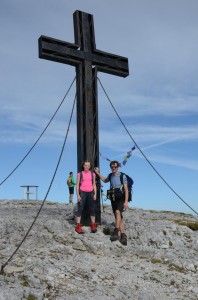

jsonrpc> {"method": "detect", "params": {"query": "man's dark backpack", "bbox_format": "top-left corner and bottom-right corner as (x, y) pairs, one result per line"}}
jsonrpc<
(109, 172), (134, 202)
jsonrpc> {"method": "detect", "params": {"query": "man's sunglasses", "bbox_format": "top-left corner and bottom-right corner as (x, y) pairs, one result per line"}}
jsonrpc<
(111, 165), (118, 169)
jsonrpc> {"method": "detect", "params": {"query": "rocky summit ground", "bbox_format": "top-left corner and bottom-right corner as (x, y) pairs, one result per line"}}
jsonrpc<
(0, 200), (197, 300)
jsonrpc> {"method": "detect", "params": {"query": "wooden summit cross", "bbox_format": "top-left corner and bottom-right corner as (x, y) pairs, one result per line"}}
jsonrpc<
(38, 10), (129, 225)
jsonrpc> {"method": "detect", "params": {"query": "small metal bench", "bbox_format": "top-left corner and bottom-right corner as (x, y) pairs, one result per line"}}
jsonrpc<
(20, 185), (39, 200)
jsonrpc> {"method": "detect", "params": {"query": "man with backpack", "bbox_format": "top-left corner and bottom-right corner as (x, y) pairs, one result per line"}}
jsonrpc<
(94, 161), (128, 246)
(67, 172), (76, 204)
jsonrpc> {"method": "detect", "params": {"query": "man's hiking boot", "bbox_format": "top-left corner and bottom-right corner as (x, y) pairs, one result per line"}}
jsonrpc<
(75, 224), (85, 234)
(90, 223), (97, 233)
(110, 228), (119, 242)
(120, 233), (127, 246)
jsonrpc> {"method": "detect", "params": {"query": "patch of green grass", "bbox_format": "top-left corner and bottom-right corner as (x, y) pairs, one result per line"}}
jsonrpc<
(103, 227), (111, 235)
(152, 270), (160, 273)
(19, 275), (29, 287)
(146, 210), (192, 217)
(160, 211), (193, 217)
(170, 279), (175, 285)
(166, 219), (198, 231)
(168, 263), (186, 273)
(174, 220), (198, 231)
(26, 295), (38, 300)
(151, 258), (162, 264)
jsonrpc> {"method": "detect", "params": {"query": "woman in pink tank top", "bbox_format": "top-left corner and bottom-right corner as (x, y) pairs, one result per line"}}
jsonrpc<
(75, 160), (97, 234)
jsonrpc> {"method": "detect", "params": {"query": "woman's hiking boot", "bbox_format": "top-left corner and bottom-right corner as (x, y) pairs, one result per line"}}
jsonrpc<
(90, 223), (97, 233)
(120, 233), (127, 246)
(75, 224), (85, 234)
(110, 228), (119, 241)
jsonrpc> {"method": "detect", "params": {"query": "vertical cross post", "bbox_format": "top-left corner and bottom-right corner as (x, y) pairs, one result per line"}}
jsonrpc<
(39, 10), (129, 225)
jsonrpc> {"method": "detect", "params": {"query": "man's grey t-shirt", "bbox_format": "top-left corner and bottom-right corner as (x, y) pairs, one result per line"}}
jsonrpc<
(107, 172), (127, 188)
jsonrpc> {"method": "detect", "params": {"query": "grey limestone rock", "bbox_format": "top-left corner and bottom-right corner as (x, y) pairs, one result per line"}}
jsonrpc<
(0, 200), (197, 300)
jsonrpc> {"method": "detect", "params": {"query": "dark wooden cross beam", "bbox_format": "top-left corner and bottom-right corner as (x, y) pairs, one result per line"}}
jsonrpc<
(38, 10), (129, 225)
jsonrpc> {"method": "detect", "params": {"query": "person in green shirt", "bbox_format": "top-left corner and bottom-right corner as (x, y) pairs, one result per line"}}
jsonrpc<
(67, 171), (76, 204)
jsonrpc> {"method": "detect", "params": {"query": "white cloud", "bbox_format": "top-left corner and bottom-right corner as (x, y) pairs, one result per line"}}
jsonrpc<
(98, 124), (198, 150)
(140, 153), (198, 171)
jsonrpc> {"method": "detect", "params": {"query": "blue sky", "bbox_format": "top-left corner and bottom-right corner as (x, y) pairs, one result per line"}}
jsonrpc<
(0, 0), (197, 215)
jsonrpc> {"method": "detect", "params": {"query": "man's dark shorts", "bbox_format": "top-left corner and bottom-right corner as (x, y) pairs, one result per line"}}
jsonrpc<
(69, 187), (74, 194)
(111, 197), (125, 217)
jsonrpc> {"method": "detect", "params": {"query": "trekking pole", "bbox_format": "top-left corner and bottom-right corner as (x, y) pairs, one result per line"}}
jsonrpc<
(101, 189), (105, 212)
